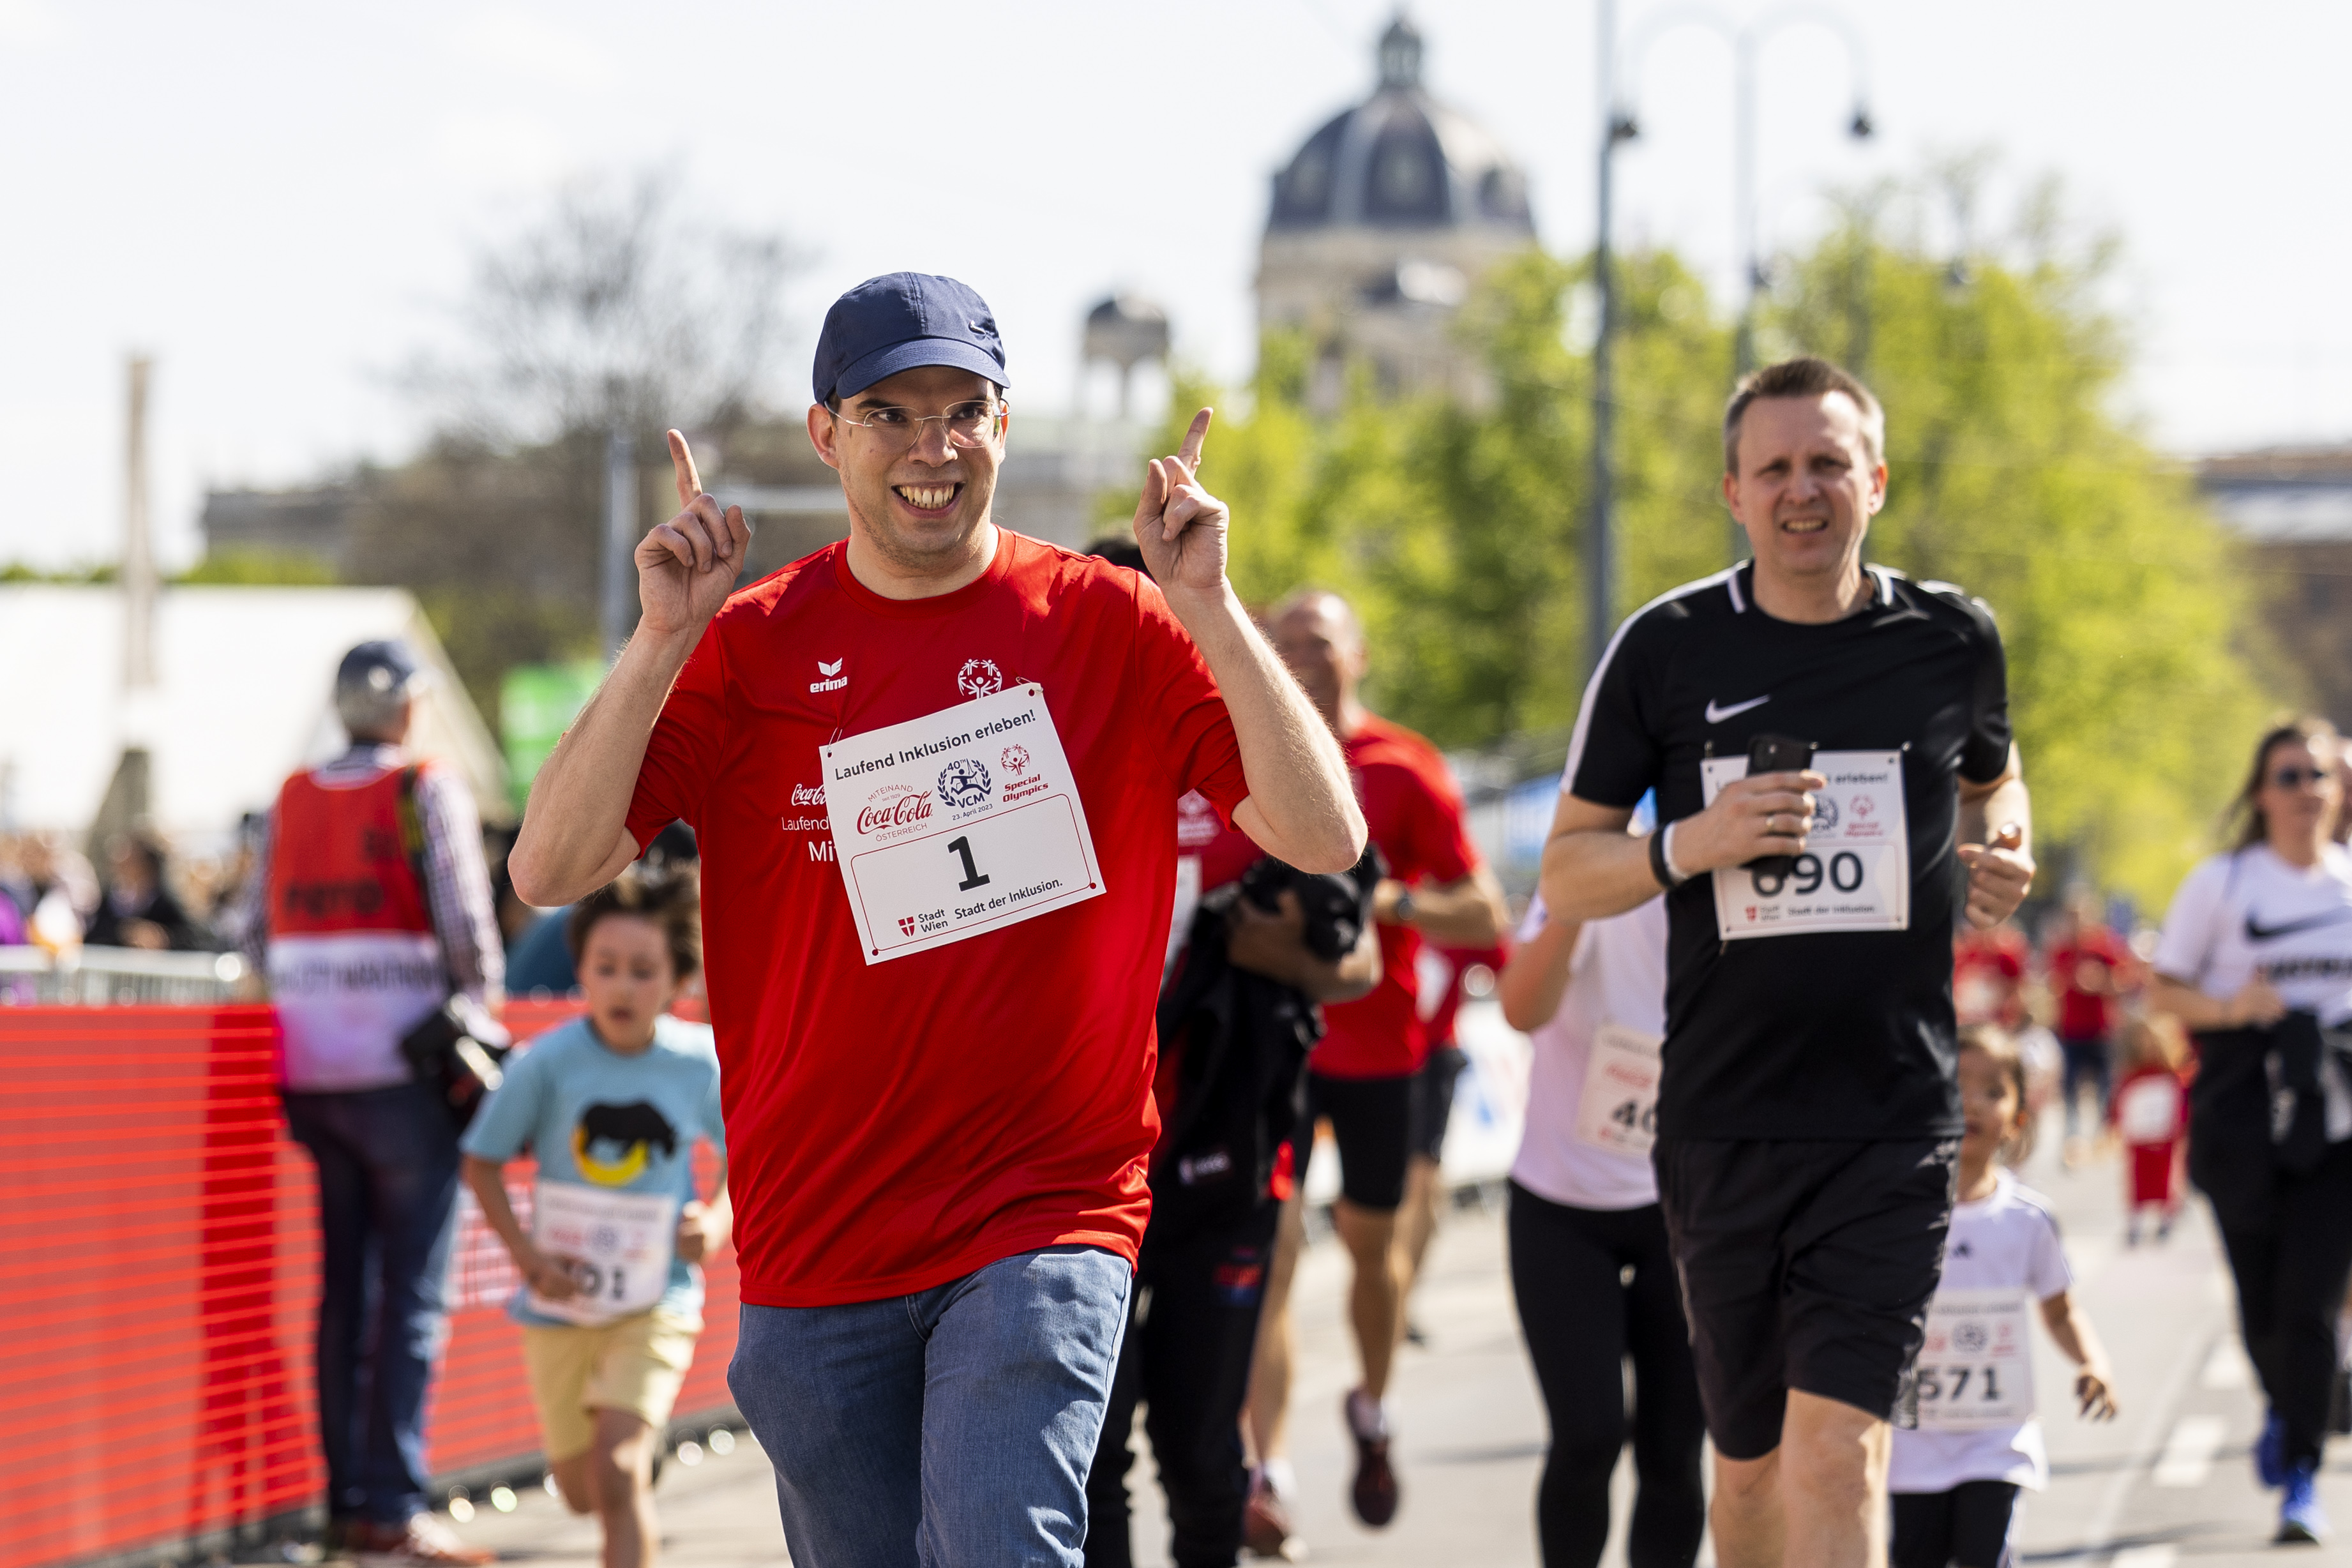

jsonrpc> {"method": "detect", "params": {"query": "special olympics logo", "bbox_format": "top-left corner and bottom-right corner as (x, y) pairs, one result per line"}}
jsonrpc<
(957, 658), (1004, 698)
(1813, 795), (1841, 832)
(1954, 1322), (1990, 1354)
(1853, 794), (1876, 819)
(1001, 744), (1031, 774)
(937, 757), (993, 808)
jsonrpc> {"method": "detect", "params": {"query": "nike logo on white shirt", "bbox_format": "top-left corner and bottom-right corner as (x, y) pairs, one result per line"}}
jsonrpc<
(1705, 695), (1771, 724)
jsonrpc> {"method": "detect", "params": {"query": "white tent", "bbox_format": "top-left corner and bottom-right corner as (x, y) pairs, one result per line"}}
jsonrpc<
(0, 585), (511, 844)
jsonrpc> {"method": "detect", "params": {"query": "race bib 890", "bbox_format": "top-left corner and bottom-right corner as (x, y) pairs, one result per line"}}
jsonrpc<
(1698, 749), (1910, 940)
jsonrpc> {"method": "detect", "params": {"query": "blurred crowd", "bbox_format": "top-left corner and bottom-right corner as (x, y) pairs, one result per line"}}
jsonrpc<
(0, 824), (251, 954)
(0, 818), (698, 1009)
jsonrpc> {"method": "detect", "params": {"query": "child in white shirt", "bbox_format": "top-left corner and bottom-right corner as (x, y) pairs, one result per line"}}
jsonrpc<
(1889, 1024), (2118, 1567)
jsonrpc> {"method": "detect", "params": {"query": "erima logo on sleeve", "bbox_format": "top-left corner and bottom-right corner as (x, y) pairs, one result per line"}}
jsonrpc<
(810, 658), (848, 694)
(573, 1101), (679, 1186)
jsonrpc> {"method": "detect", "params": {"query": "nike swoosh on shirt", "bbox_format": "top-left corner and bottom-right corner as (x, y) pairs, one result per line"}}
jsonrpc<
(2244, 909), (2352, 942)
(1705, 695), (1772, 724)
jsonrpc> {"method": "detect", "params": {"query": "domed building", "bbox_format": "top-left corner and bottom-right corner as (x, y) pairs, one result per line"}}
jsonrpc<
(1258, 15), (1537, 409)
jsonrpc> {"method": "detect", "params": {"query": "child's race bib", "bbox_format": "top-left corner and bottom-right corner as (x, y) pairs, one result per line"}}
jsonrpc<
(1915, 1287), (2035, 1430)
(527, 1183), (678, 1326)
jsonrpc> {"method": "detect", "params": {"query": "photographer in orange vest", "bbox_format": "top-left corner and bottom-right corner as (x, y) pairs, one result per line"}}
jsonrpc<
(240, 640), (504, 1563)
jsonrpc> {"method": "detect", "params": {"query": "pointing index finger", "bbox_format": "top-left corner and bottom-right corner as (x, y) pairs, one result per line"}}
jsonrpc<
(668, 429), (703, 510)
(1176, 408), (1212, 472)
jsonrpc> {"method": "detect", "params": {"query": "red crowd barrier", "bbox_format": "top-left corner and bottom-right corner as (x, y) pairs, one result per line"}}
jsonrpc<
(0, 1001), (739, 1568)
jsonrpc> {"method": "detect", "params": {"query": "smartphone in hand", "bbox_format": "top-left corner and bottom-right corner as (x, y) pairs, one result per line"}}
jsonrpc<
(1745, 733), (1816, 878)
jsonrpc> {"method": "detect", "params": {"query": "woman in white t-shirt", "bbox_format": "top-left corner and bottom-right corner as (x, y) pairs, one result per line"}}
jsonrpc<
(1888, 1026), (2115, 1567)
(1499, 886), (1705, 1568)
(2150, 715), (2352, 1544)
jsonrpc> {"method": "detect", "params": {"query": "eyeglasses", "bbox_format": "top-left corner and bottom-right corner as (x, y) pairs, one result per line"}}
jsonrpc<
(2272, 765), (2332, 789)
(831, 400), (1005, 449)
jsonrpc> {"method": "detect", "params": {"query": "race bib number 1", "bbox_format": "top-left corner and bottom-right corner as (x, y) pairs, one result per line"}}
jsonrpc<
(1698, 749), (1910, 940)
(1915, 1286), (2035, 1431)
(527, 1184), (678, 1327)
(822, 684), (1106, 964)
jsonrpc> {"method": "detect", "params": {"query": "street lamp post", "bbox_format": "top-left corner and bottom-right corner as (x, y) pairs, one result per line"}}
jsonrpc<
(1599, 3), (1874, 568)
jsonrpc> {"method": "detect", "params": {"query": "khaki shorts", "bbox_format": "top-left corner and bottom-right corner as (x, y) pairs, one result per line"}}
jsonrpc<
(521, 1308), (702, 1462)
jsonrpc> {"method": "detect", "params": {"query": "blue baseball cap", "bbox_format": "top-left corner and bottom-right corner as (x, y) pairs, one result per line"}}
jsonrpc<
(812, 273), (1009, 408)
(336, 638), (425, 699)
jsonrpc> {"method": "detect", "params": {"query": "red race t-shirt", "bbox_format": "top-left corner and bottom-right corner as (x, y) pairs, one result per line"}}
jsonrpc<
(1312, 714), (1481, 1081)
(626, 531), (1248, 1307)
(1953, 927), (2029, 1029)
(2049, 928), (2130, 1043)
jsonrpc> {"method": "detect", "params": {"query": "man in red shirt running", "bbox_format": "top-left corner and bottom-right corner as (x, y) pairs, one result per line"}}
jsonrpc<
(510, 273), (1365, 1568)
(1244, 589), (1507, 1538)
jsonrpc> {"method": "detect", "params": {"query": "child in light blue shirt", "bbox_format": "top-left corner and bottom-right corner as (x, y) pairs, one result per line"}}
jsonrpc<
(463, 871), (725, 1562)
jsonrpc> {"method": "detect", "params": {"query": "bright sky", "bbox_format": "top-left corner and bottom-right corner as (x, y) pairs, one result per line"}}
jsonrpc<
(3, 0), (2346, 569)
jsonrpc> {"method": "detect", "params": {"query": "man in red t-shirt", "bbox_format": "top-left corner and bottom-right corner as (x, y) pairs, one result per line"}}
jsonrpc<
(509, 273), (1365, 1566)
(2046, 890), (2135, 1150)
(1242, 589), (1507, 1536)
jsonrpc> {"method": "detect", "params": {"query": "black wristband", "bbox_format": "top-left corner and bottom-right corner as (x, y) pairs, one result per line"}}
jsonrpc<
(1648, 827), (1678, 890)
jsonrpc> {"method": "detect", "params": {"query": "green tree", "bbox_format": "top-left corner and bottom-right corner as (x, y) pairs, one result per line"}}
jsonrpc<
(175, 548), (338, 585)
(1774, 200), (2273, 903)
(1129, 176), (2270, 908)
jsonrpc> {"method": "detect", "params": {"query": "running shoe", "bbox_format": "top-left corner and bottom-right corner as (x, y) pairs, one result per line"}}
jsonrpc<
(2256, 1409), (2288, 1489)
(2278, 1462), (2329, 1544)
(1345, 1388), (1399, 1528)
(1241, 1470), (1297, 1559)
(349, 1513), (496, 1566)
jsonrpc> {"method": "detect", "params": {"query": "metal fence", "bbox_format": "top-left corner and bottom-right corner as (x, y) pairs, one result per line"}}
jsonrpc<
(0, 945), (248, 1005)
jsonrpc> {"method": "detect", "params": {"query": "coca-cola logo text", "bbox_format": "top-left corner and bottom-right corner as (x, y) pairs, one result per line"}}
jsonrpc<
(857, 792), (934, 834)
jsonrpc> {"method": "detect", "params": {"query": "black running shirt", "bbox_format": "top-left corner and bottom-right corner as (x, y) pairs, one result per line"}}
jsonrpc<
(1567, 562), (2012, 1142)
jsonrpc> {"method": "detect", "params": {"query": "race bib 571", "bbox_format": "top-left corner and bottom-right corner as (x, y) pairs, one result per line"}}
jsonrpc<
(1915, 1286), (2036, 1431)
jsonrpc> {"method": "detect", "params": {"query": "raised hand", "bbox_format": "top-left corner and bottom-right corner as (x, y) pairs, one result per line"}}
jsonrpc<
(1132, 410), (1228, 596)
(637, 430), (751, 638)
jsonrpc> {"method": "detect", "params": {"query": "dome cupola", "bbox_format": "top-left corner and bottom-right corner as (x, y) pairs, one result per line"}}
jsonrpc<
(1267, 13), (1534, 235)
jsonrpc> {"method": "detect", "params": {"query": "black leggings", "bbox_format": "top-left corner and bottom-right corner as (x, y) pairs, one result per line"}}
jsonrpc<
(1085, 1203), (1281, 1568)
(1507, 1182), (1707, 1568)
(2219, 1136), (2352, 1470)
(1890, 1481), (2018, 1567)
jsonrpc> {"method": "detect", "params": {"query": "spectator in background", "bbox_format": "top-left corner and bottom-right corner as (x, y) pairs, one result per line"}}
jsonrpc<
(2046, 890), (2134, 1163)
(14, 831), (97, 947)
(239, 639), (503, 1564)
(84, 830), (208, 951)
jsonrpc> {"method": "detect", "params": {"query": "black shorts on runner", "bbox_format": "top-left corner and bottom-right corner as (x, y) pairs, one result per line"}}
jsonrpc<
(1654, 1136), (1959, 1461)
(1303, 1070), (1413, 1211)
(1408, 1044), (1468, 1165)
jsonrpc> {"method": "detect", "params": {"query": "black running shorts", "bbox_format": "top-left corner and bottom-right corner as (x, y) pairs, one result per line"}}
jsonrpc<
(1302, 1070), (1414, 1211)
(1654, 1136), (1959, 1461)
(1408, 1044), (1469, 1165)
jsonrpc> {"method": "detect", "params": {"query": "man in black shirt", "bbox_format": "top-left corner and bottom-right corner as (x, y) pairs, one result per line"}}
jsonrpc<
(1541, 358), (2035, 1568)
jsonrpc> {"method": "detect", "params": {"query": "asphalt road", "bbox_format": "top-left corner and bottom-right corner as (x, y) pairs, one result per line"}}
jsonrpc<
(445, 1112), (2348, 1566)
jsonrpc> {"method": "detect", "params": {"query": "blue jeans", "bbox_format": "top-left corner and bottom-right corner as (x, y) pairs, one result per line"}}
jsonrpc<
(282, 1082), (462, 1525)
(731, 1244), (1133, 1568)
